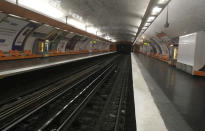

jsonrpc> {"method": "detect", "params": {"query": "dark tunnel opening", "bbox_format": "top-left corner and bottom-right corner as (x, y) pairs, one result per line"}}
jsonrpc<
(117, 44), (132, 54)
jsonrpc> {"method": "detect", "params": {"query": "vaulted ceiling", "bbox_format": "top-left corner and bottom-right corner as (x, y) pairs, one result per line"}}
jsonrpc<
(144, 0), (205, 39)
(6, 0), (151, 42)
(55, 0), (150, 42)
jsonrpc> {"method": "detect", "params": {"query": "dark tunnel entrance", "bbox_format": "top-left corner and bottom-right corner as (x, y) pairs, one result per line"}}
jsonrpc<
(117, 44), (132, 54)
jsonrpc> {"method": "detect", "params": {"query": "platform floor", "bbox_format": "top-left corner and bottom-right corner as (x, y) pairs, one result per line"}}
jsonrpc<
(0, 52), (115, 77)
(131, 53), (199, 131)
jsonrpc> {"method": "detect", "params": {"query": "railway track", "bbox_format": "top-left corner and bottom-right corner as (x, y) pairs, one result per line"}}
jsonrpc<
(0, 54), (114, 107)
(67, 55), (131, 131)
(0, 55), (119, 131)
(0, 54), (133, 131)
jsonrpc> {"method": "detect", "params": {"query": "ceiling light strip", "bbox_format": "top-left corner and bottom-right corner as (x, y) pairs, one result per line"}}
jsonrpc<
(133, 0), (171, 44)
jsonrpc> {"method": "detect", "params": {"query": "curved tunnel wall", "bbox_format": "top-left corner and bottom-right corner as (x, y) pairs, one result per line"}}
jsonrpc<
(141, 0), (205, 58)
(148, 42), (157, 54)
(0, 12), (109, 53)
(151, 37), (169, 55)
(150, 39), (162, 54)
(139, 37), (168, 56)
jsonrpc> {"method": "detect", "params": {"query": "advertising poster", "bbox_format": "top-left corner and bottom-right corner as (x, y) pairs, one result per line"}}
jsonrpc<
(12, 23), (39, 51)
(0, 16), (28, 51)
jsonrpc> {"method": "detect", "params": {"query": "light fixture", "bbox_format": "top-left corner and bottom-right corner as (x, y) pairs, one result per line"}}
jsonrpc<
(111, 38), (116, 42)
(44, 24), (50, 27)
(152, 7), (162, 15)
(5, 0), (16, 4)
(29, 19), (40, 24)
(87, 27), (98, 34)
(97, 31), (103, 36)
(147, 16), (155, 22)
(18, 0), (64, 19)
(158, 0), (169, 5)
(144, 23), (151, 27)
(55, 27), (60, 30)
(67, 19), (85, 30)
(8, 14), (24, 19)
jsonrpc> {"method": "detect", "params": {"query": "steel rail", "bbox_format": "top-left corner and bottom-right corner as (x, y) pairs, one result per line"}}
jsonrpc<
(2, 64), (111, 131)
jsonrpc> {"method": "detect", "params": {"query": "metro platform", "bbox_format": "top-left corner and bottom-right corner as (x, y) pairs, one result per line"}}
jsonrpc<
(132, 52), (205, 131)
(0, 52), (115, 78)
